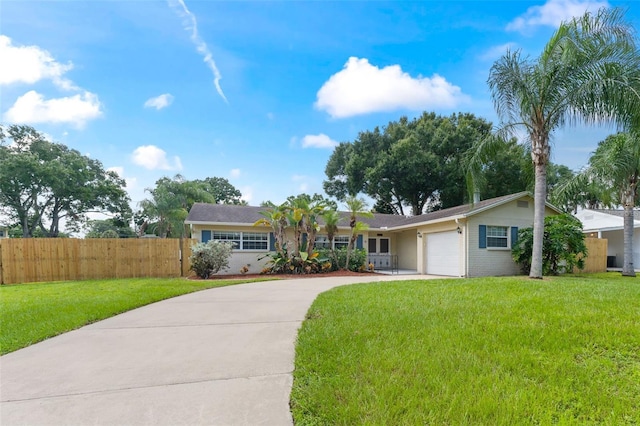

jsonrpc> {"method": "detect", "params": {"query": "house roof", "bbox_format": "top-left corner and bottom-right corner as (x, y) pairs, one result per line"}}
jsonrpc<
(575, 209), (640, 232)
(592, 209), (640, 221)
(185, 192), (556, 231)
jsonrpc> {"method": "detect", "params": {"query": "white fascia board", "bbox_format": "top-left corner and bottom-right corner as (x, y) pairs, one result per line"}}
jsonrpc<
(184, 220), (257, 227)
(386, 214), (465, 231)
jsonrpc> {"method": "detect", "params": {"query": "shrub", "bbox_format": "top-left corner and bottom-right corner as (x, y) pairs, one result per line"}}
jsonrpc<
(100, 229), (119, 238)
(190, 241), (233, 279)
(259, 249), (330, 275)
(316, 248), (367, 272)
(512, 213), (587, 275)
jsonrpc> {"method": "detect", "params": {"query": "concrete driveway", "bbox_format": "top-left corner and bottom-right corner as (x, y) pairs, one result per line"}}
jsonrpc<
(0, 274), (443, 425)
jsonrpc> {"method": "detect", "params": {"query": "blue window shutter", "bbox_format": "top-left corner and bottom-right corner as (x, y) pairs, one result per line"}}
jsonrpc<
(202, 230), (211, 243)
(479, 225), (486, 249)
(269, 232), (276, 252)
(356, 234), (363, 249)
(511, 226), (519, 247)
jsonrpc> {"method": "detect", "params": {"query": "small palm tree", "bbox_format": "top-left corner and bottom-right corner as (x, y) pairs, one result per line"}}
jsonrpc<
(582, 133), (639, 276)
(254, 202), (288, 256)
(344, 196), (373, 270)
(322, 209), (342, 266)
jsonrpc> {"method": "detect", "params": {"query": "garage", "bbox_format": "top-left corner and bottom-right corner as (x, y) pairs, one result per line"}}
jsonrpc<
(426, 231), (461, 276)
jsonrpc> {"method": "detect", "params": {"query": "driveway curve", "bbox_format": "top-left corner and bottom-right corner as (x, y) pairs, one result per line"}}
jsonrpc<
(1, 274), (441, 425)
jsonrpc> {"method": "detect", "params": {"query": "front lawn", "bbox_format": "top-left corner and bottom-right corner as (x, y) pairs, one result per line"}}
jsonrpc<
(0, 277), (273, 355)
(292, 274), (640, 425)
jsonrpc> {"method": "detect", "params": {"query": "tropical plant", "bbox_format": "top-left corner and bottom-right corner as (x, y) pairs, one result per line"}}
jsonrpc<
(189, 240), (234, 279)
(512, 214), (588, 275)
(556, 132), (639, 276)
(482, 8), (639, 278)
(316, 248), (367, 272)
(322, 209), (342, 266)
(343, 196), (373, 270)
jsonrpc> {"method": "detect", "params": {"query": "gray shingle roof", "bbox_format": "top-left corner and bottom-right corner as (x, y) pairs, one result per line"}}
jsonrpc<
(593, 209), (640, 220)
(185, 192), (539, 230)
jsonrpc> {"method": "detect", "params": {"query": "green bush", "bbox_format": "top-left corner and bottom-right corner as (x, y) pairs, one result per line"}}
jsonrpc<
(512, 214), (587, 275)
(190, 241), (234, 278)
(316, 248), (367, 272)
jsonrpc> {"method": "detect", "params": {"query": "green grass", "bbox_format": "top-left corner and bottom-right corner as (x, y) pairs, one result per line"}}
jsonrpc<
(292, 274), (640, 425)
(0, 277), (274, 355)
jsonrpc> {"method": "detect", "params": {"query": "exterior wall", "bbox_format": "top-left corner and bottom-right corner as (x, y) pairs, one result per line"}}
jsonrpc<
(395, 230), (417, 270)
(191, 224), (364, 275)
(465, 200), (557, 277)
(602, 229), (640, 269)
(191, 224), (272, 274)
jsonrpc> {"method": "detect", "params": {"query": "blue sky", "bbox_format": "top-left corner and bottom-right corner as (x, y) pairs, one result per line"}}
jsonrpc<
(1, 0), (638, 210)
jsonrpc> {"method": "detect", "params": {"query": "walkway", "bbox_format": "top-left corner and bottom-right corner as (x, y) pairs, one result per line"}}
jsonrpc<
(1, 274), (439, 425)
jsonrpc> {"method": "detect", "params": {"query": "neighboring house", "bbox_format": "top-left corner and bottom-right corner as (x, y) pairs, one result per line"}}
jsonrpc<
(574, 209), (640, 269)
(185, 192), (561, 277)
(0, 227), (7, 239)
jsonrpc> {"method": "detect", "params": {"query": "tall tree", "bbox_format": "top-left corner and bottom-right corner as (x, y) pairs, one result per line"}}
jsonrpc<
(324, 112), (493, 215)
(485, 8), (639, 278)
(137, 175), (245, 238)
(0, 125), (131, 237)
(195, 177), (245, 205)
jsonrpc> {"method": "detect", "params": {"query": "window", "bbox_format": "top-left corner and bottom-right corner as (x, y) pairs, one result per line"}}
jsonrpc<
(0, 230), (4, 238)
(368, 238), (389, 254)
(208, 231), (268, 251)
(334, 236), (349, 249)
(242, 232), (268, 250)
(315, 235), (330, 249)
(315, 235), (349, 249)
(486, 226), (508, 248)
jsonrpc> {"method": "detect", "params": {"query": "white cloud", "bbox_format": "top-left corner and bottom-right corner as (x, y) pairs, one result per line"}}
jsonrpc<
(230, 168), (241, 178)
(131, 145), (183, 171)
(144, 93), (174, 110)
(4, 90), (103, 128)
(301, 133), (338, 149)
(0, 35), (76, 90)
(240, 186), (253, 203)
(479, 43), (517, 61)
(168, 0), (228, 103)
(507, 0), (609, 31)
(315, 57), (469, 118)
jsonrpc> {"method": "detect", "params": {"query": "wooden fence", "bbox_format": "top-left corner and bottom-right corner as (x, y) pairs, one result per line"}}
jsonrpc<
(0, 238), (196, 285)
(577, 237), (608, 273)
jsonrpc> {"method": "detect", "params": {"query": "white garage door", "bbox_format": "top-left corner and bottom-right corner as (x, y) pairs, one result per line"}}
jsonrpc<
(426, 231), (461, 276)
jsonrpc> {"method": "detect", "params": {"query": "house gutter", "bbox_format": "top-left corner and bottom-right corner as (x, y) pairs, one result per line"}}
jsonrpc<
(384, 214), (466, 232)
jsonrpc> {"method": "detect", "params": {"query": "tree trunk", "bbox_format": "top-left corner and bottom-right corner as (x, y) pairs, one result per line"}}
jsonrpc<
(530, 161), (547, 279)
(622, 201), (636, 277)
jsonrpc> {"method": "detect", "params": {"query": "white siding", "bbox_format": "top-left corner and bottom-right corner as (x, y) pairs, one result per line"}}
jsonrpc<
(466, 199), (557, 277)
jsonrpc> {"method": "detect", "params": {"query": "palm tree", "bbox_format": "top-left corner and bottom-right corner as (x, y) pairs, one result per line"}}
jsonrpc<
(322, 209), (342, 266)
(583, 133), (639, 276)
(254, 202), (288, 256)
(138, 187), (185, 238)
(344, 196), (373, 270)
(486, 8), (639, 278)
